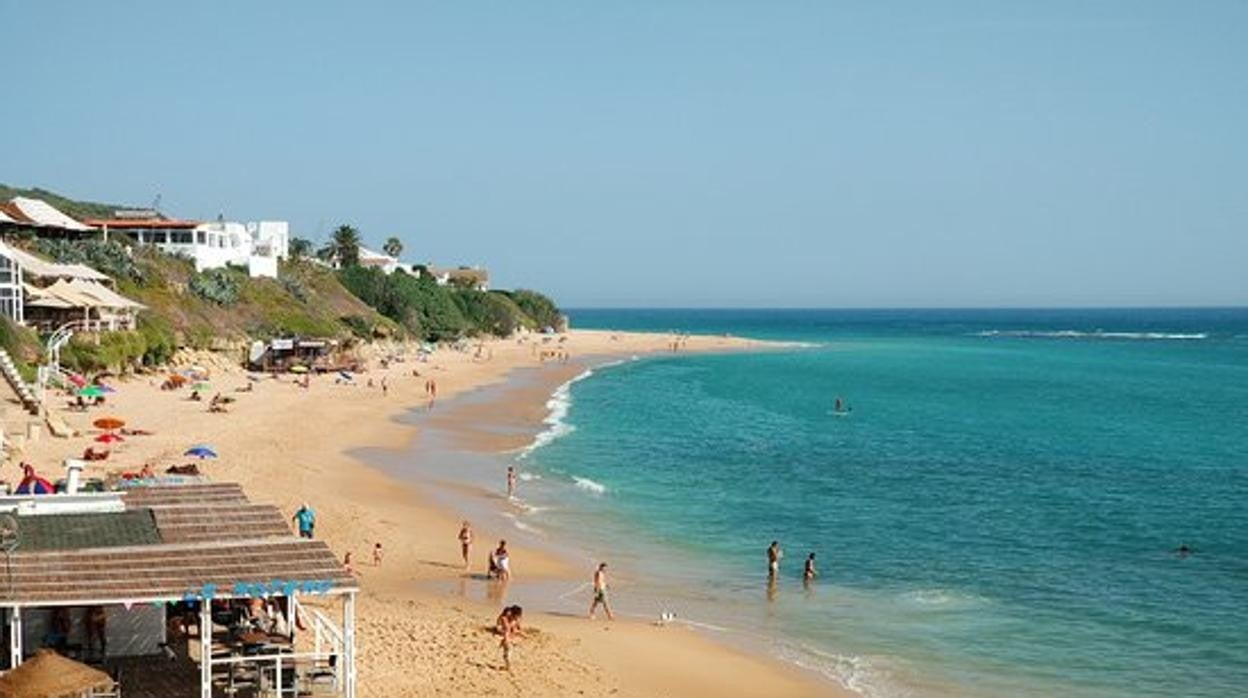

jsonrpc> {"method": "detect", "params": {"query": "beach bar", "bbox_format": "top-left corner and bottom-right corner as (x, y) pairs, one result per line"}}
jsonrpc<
(0, 481), (358, 697)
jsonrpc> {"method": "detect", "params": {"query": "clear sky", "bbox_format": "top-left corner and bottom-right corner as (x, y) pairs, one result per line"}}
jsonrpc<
(2, 1), (1245, 307)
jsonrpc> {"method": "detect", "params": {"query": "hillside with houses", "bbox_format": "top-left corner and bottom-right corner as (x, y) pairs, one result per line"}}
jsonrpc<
(0, 185), (563, 383)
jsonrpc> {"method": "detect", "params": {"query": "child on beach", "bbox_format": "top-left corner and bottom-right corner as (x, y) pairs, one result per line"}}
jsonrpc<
(373, 542), (383, 566)
(497, 605), (524, 671)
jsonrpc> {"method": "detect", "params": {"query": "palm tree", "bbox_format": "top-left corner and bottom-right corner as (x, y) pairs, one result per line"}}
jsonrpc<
(289, 237), (314, 260)
(382, 236), (404, 259)
(328, 225), (362, 268)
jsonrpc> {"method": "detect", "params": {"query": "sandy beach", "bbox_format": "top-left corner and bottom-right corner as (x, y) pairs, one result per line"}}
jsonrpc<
(7, 329), (844, 697)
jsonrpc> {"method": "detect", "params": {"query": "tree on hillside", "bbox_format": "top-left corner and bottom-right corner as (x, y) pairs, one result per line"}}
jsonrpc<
(382, 236), (404, 259)
(324, 225), (362, 268)
(289, 237), (314, 260)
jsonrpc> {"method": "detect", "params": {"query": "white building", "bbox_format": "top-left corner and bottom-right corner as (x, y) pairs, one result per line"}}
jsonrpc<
(89, 216), (291, 279)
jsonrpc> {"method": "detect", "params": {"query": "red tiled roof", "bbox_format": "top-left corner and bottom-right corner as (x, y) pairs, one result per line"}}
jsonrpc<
(84, 218), (200, 229)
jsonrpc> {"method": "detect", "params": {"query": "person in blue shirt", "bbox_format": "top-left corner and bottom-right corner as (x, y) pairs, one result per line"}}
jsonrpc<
(293, 503), (316, 539)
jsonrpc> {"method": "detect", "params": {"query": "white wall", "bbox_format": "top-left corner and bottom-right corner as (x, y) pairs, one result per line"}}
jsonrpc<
(248, 255), (278, 279)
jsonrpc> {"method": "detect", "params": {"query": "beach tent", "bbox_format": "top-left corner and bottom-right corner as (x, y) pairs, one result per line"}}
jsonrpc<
(16, 465), (54, 495)
(0, 649), (115, 698)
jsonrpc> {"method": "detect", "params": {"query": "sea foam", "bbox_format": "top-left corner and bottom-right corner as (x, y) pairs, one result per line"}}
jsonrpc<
(975, 329), (1207, 341)
(572, 476), (607, 495)
(519, 356), (638, 459)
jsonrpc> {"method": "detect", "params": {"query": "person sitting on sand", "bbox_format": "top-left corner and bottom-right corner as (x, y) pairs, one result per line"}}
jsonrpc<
(189, 390), (202, 402)
(490, 540), (510, 582)
(497, 605), (524, 671)
(588, 562), (614, 621)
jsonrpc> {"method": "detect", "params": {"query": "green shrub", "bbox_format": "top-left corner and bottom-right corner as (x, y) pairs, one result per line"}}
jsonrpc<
(35, 238), (144, 282)
(507, 290), (564, 330)
(189, 268), (242, 305)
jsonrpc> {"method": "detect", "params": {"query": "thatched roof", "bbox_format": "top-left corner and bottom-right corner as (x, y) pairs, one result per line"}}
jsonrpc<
(0, 649), (114, 698)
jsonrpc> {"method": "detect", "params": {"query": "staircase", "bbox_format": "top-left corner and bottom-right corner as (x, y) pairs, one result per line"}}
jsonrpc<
(0, 348), (40, 415)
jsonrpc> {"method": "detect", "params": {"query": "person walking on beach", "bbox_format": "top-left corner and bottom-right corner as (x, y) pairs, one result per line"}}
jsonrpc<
(458, 521), (473, 570)
(804, 553), (818, 584)
(507, 466), (517, 499)
(293, 503), (316, 539)
(767, 541), (783, 579)
(588, 562), (614, 621)
(373, 542), (384, 566)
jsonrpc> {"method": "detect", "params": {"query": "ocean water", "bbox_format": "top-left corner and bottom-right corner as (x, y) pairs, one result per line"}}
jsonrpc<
(507, 309), (1248, 697)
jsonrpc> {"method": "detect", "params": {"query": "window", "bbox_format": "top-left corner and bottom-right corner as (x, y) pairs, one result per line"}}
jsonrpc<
(151, 231), (168, 244)
(173, 231), (194, 244)
(197, 231), (206, 244)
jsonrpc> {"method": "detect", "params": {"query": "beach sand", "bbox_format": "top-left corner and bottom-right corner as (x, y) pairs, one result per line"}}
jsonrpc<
(8, 329), (844, 697)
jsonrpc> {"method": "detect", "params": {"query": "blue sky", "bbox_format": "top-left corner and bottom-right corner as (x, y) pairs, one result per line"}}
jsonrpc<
(2, 1), (1245, 307)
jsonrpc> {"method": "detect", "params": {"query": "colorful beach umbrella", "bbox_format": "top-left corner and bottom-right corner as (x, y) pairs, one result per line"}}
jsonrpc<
(78, 386), (105, 398)
(192, 382), (211, 391)
(184, 445), (218, 459)
(93, 417), (126, 430)
(289, 365), (309, 374)
(95, 433), (125, 444)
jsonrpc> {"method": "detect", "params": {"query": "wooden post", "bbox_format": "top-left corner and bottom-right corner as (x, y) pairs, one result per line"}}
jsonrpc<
(8, 606), (21, 669)
(200, 601), (211, 698)
(344, 593), (357, 698)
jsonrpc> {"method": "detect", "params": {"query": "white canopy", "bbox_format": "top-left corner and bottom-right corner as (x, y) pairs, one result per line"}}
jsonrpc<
(9, 197), (94, 231)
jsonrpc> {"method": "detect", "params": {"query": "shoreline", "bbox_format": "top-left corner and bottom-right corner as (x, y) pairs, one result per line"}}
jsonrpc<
(11, 329), (840, 697)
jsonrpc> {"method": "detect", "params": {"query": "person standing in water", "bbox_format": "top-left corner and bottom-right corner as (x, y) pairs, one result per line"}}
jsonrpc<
(458, 521), (473, 570)
(588, 562), (614, 621)
(507, 466), (518, 499)
(767, 541), (783, 579)
(804, 553), (818, 583)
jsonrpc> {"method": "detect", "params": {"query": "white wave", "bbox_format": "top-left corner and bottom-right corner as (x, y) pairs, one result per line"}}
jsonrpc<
(572, 476), (607, 495)
(499, 511), (546, 536)
(899, 589), (989, 609)
(517, 472), (541, 481)
(771, 642), (908, 698)
(519, 356), (640, 459)
(975, 329), (1206, 341)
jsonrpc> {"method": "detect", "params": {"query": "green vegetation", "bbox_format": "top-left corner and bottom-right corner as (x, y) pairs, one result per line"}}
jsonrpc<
(503, 289), (565, 330)
(34, 238), (145, 282)
(0, 315), (43, 382)
(1, 186), (565, 372)
(0, 184), (123, 221)
(189, 268), (242, 305)
(383, 236), (403, 258)
(322, 224), (362, 267)
(339, 266), (561, 341)
(25, 244), (399, 372)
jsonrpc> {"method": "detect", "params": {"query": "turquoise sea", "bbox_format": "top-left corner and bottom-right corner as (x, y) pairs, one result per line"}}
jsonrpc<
(508, 309), (1248, 697)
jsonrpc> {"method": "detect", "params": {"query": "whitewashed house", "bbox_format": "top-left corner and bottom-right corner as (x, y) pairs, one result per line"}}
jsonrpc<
(88, 214), (291, 278)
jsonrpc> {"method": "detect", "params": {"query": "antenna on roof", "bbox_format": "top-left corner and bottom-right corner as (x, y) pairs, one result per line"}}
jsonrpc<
(152, 193), (162, 213)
